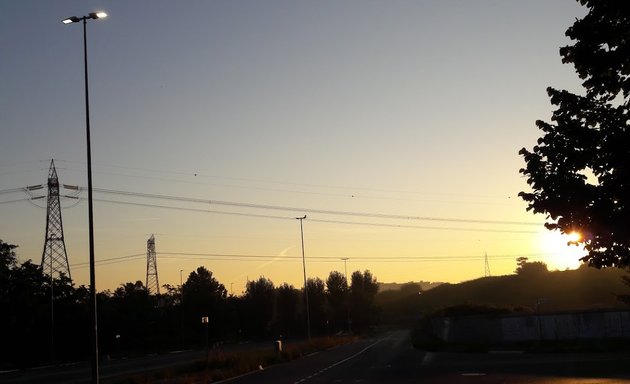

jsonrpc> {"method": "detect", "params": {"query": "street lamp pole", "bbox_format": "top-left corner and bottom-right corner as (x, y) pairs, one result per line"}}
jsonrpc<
(180, 269), (184, 349)
(296, 215), (311, 339)
(341, 257), (349, 282)
(62, 11), (107, 384)
(340, 257), (350, 333)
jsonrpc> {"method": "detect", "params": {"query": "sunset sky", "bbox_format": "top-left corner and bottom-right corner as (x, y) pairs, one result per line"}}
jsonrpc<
(0, 1), (588, 294)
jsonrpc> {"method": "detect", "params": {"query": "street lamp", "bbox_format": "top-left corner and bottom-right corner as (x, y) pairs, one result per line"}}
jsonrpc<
(296, 215), (311, 339)
(340, 258), (350, 333)
(180, 269), (184, 349)
(340, 257), (349, 282)
(62, 11), (107, 384)
(62, 12), (107, 25)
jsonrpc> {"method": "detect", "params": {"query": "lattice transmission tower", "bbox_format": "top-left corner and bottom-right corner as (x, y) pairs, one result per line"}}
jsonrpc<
(41, 160), (72, 280)
(484, 252), (491, 277)
(146, 234), (160, 295)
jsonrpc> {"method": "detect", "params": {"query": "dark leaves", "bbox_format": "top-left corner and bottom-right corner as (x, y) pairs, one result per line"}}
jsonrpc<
(519, 1), (630, 268)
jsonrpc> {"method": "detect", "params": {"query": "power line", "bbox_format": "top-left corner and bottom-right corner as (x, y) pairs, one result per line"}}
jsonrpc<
(90, 197), (538, 234)
(3, 180), (542, 228)
(0, 187), (30, 195)
(0, 198), (32, 205)
(158, 251), (547, 261)
(73, 251), (550, 268)
(93, 198), (292, 221)
(308, 218), (538, 234)
(89, 187), (540, 227)
(54, 158), (520, 202)
(73, 253), (146, 268)
(3, 190), (540, 235)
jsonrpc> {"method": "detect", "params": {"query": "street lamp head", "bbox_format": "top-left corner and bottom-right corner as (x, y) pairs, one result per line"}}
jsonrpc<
(61, 16), (80, 24)
(90, 12), (108, 19)
(62, 12), (107, 24)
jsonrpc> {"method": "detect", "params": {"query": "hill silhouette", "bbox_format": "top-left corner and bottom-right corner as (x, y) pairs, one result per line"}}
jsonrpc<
(377, 265), (630, 324)
(378, 281), (444, 292)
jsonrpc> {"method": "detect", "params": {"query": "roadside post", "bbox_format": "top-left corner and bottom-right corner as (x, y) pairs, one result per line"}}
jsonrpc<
(202, 316), (209, 365)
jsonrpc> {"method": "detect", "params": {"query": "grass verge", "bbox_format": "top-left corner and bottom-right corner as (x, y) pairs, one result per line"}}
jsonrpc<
(111, 336), (357, 384)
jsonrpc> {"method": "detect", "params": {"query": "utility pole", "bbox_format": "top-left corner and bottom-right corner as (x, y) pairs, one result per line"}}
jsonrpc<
(340, 257), (349, 281)
(62, 12), (108, 383)
(340, 257), (350, 334)
(296, 215), (311, 339)
(180, 269), (184, 349)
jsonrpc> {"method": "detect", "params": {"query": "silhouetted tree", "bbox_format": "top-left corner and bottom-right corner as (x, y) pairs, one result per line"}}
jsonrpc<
(349, 270), (379, 332)
(182, 267), (227, 343)
(160, 283), (180, 307)
(515, 257), (548, 275)
(0, 239), (17, 275)
(109, 281), (157, 352)
(0, 239), (18, 309)
(305, 277), (328, 334)
(326, 271), (348, 332)
(40, 272), (86, 361)
(242, 277), (275, 338)
(275, 283), (300, 337)
(519, 1), (630, 268)
(1, 254), (49, 367)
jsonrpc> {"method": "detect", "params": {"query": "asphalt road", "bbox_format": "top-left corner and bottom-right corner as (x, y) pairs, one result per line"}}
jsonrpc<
(221, 330), (630, 384)
(4, 330), (630, 383)
(0, 348), (206, 384)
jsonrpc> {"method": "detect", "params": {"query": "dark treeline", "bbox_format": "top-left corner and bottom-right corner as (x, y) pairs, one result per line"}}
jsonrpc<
(0, 240), (379, 369)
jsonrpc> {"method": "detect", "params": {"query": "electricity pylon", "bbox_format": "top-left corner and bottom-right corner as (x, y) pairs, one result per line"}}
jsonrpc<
(484, 252), (491, 277)
(41, 160), (72, 280)
(146, 234), (160, 295)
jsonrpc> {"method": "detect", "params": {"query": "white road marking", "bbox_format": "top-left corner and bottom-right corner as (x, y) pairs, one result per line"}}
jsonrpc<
(293, 338), (385, 384)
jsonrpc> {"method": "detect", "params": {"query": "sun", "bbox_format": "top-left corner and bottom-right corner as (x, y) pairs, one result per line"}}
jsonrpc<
(539, 230), (585, 270)
(566, 231), (582, 243)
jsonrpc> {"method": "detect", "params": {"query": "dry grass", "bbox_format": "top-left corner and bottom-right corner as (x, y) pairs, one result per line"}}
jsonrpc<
(111, 336), (357, 384)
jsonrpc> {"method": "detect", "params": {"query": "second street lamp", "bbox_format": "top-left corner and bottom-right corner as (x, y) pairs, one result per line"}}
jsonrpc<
(62, 10), (107, 384)
(296, 215), (311, 339)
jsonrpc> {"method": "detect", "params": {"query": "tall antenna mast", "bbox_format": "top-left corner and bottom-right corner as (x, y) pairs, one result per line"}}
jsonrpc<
(146, 234), (160, 294)
(41, 160), (72, 280)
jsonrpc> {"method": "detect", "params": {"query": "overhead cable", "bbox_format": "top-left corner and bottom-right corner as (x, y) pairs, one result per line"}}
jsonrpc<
(91, 187), (540, 227)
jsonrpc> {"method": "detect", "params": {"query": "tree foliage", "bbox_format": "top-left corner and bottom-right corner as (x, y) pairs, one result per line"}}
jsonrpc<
(306, 277), (328, 332)
(326, 271), (348, 331)
(519, 1), (630, 268)
(242, 277), (275, 338)
(183, 266), (227, 318)
(349, 270), (379, 331)
(275, 283), (300, 336)
(0, 239), (383, 369)
(0, 239), (17, 272)
(515, 257), (549, 276)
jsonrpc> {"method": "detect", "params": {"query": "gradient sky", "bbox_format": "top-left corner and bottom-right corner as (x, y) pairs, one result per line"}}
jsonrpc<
(1, 1), (588, 294)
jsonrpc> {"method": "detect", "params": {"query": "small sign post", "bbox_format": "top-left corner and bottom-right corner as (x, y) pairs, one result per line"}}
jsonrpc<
(201, 316), (209, 364)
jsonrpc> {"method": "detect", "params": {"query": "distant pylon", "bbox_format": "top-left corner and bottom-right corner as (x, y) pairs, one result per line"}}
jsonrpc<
(41, 160), (72, 280)
(146, 234), (160, 295)
(484, 252), (491, 277)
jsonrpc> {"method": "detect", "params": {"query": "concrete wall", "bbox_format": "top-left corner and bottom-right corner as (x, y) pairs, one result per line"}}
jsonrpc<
(432, 310), (630, 343)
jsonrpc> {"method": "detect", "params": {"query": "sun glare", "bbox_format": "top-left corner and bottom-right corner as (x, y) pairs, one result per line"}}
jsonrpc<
(567, 231), (582, 243)
(539, 230), (585, 270)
